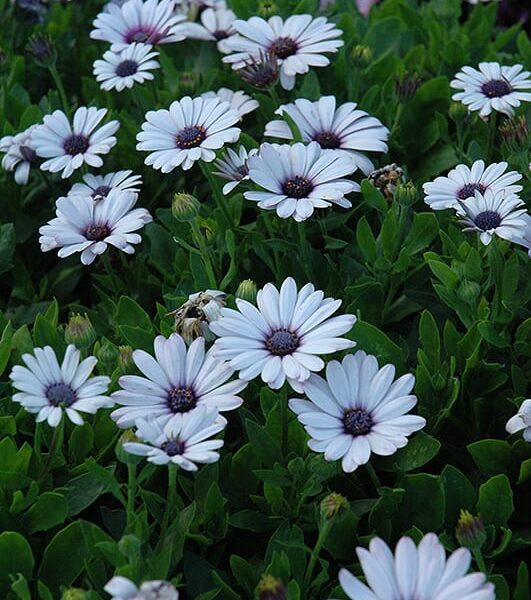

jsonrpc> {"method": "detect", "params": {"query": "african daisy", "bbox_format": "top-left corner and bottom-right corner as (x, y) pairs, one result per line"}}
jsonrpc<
(93, 43), (160, 92)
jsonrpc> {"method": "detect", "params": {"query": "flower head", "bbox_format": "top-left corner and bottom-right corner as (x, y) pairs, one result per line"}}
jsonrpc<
(211, 277), (356, 391)
(66, 170), (143, 200)
(111, 334), (246, 428)
(368, 163), (404, 199)
(337, 533), (495, 600)
(264, 96), (389, 174)
(244, 142), (359, 222)
(9, 345), (111, 427)
(136, 96), (241, 172)
(93, 43), (160, 92)
(104, 576), (179, 600)
(39, 189), (152, 265)
(200, 88), (259, 119)
(223, 15), (343, 90)
(0, 124), (39, 185)
(184, 7), (237, 52)
(451, 62), (531, 118)
(506, 399), (531, 441)
(213, 146), (257, 195)
(237, 50), (279, 89)
(31, 107), (119, 178)
(172, 289), (226, 343)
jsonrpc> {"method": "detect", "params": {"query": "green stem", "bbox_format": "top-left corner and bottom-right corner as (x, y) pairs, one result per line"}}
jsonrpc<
(279, 388), (288, 457)
(159, 464), (178, 546)
(390, 104), (403, 137)
(48, 63), (69, 113)
(126, 462), (137, 533)
(297, 222), (313, 281)
(102, 252), (119, 295)
(190, 220), (217, 288)
(38, 419), (64, 483)
(262, 213), (281, 275)
(472, 547), (488, 574)
(268, 85), (281, 109)
(486, 113), (498, 164)
(303, 519), (333, 592)
(200, 163), (234, 228)
(366, 462), (382, 492)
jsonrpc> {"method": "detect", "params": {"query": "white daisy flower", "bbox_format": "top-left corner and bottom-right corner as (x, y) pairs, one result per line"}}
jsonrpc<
(136, 96), (241, 172)
(184, 8), (237, 53)
(223, 15), (344, 91)
(213, 146), (257, 195)
(39, 189), (153, 265)
(0, 124), (39, 185)
(423, 159), (523, 211)
(506, 399), (531, 442)
(91, 0), (187, 50)
(513, 214), (531, 258)
(66, 170), (143, 200)
(336, 533), (495, 600)
(31, 107), (119, 179)
(104, 576), (179, 600)
(173, 289), (226, 343)
(93, 43), (160, 92)
(457, 189), (527, 246)
(289, 351), (425, 472)
(264, 96), (389, 175)
(244, 142), (359, 222)
(451, 62), (531, 118)
(9, 345), (111, 427)
(124, 407), (225, 470)
(200, 88), (259, 119)
(111, 334), (246, 428)
(210, 277), (356, 392)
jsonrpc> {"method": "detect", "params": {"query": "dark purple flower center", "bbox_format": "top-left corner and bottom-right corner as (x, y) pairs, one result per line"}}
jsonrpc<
(282, 176), (314, 199)
(266, 329), (299, 356)
(85, 224), (111, 241)
(474, 210), (502, 231)
(167, 386), (196, 413)
(63, 134), (89, 156)
(481, 79), (512, 98)
(175, 126), (206, 149)
(213, 29), (229, 40)
(313, 131), (341, 149)
(269, 36), (298, 59)
(457, 182), (486, 200)
(92, 185), (112, 198)
(46, 382), (76, 407)
(161, 439), (186, 456)
(19, 144), (37, 162)
(116, 59), (138, 77)
(235, 164), (249, 179)
(343, 408), (373, 436)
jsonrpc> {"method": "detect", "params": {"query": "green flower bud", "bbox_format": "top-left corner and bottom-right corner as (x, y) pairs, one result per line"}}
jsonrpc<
(395, 181), (418, 207)
(236, 279), (257, 304)
(65, 314), (97, 349)
(456, 510), (487, 549)
(350, 45), (373, 67)
(118, 345), (134, 373)
(456, 280), (481, 303)
(172, 192), (200, 222)
(95, 338), (119, 370)
(61, 589), (87, 600)
(258, 0), (278, 16)
(256, 575), (287, 600)
(449, 101), (469, 124)
(320, 492), (348, 520)
(179, 71), (197, 94)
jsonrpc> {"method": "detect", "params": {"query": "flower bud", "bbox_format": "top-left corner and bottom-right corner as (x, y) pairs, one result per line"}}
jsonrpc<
(449, 101), (469, 124)
(118, 345), (134, 373)
(116, 429), (143, 464)
(172, 192), (200, 222)
(256, 575), (287, 600)
(61, 589), (87, 600)
(499, 116), (529, 153)
(26, 33), (56, 66)
(96, 338), (119, 370)
(456, 280), (481, 303)
(179, 71), (197, 95)
(456, 510), (487, 549)
(320, 492), (348, 520)
(258, 0), (278, 16)
(395, 181), (418, 207)
(65, 314), (97, 349)
(350, 45), (373, 67)
(236, 279), (257, 304)
(395, 72), (421, 102)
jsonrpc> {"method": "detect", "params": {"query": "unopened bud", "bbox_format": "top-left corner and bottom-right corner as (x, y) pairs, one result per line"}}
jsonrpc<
(96, 339), (119, 370)
(172, 192), (200, 222)
(499, 116), (529, 153)
(320, 492), (348, 520)
(61, 589), (87, 600)
(258, 0), (278, 16)
(236, 279), (257, 304)
(26, 33), (56, 66)
(350, 45), (373, 67)
(65, 314), (96, 349)
(118, 345), (134, 373)
(256, 575), (287, 600)
(456, 510), (487, 549)
(395, 181), (418, 207)
(456, 280), (481, 303)
(395, 72), (421, 102)
(179, 71), (197, 95)
(449, 102), (469, 124)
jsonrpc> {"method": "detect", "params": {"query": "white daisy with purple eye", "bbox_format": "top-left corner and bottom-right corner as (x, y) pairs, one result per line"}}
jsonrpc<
(210, 277), (356, 392)
(513, 214), (531, 258)
(289, 351), (425, 472)
(0, 124), (39, 185)
(184, 8), (237, 53)
(264, 96), (389, 175)
(213, 146), (257, 195)
(104, 576), (179, 600)
(66, 170), (143, 200)
(31, 107), (119, 179)
(111, 334), (246, 428)
(9, 345), (111, 428)
(200, 88), (259, 119)
(136, 96), (241, 172)
(91, 0), (187, 50)
(457, 189), (527, 246)
(39, 189), (152, 265)
(244, 142), (359, 222)
(423, 160), (523, 211)
(93, 43), (160, 92)
(451, 62), (531, 118)
(223, 15), (343, 90)
(506, 399), (531, 442)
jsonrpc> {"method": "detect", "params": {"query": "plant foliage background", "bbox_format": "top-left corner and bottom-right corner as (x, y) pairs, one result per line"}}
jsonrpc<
(0, 0), (530, 598)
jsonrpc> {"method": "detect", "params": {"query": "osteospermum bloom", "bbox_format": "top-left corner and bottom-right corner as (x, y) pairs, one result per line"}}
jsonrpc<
(39, 189), (152, 265)
(265, 96), (389, 174)
(210, 277), (356, 391)
(0, 124), (39, 185)
(289, 351), (425, 472)
(31, 107), (119, 178)
(213, 146), (257, 195)
(513, 214), (531, 258)
(451, 62), (531, 118)
(184, 8), (237, 53)
(457, 189), (527, 246)
(200, 88), (259, 119)
(244, 142), (359, 222)
(66, 170), (143, 200)
(9, 345), (111, 427)
(104, 576), (179, 600)
(223, 15), (344, 90)
(336, 533), (495, 600)
(136, 96), (241, 172)
(111, 334), (246, 428)
(506, 399), (531, 441)
(173, 289), (226, 343)
(124, 407), (225, 469)
(93, 43), (160, 92)
(91, 0), (187, 50)
(423, 160), (523, 211)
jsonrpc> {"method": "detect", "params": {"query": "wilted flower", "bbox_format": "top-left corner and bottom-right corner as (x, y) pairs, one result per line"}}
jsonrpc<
(499, 116), (529, 152)
(368, 163), (404, 199)
(65, 314), (97, 348)
(172, 290), (226, 343)
(456, 510), (487, 549)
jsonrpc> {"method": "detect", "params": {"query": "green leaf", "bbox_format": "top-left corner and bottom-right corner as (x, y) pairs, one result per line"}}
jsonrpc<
(467, 439), (512, 475)
(379, 432), (441, 472)
(477, 474), (514, 526)
(356, 217), (377, 263)
(0, 532), (34, 594)
(245, 419), (283, 466)
(361, 179), (388, 214)
(349, 321), (404, 370)
(0, 223), (15, 276)
(0, 321), (13, 376)
(440, 465), (476, 525)
(403, 213), (439, 255)
(26, 492), (69, 533)
(399, 474), (445, 531)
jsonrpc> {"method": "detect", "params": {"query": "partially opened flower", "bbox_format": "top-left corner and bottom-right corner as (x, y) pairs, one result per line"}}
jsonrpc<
(184, 7), (237, 52)
(211, 277), (356, 391)
(513, 213), (531, 258)
(136, 96), (241, 172)
(124, 407), (225, 469)
(93, 43), (160, 92)
(223, 15), (343, 90)
(506, 399), (531, 441)
(244, 142), (359, 222)
(213, 146), (257, 194)
(111, 334), (246, 428)
(104, 576), (179, 600)
(336, 533), (495, 600)
(31, 107), (119, 178)
(423, 159), (523, 210)
(0, 124), (39, 185)
(66, 170), (143, 200)
(451, 62), (531, 118)
(200, 88), (259, 119)
(289, 351), (425, 472)
(9, 345), (111, 427)
(265, 96), (389, 174)
(39, 189), (152, 265)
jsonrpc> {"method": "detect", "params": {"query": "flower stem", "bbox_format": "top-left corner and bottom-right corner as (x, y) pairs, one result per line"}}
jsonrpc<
(38, 419), (64, 483)
(200, 163), (234, 228)
(486, 113), (498, 164)
(190, 220), (217, 288)
(366, 462), (382, 492)
(303, 519), (333, 592)
(126, 462), (137, 533)
(279, 387), (288, 457)
(472, 547), (488, 574)
(297, 221), (313, 281)
(48, 63), (69, 114)
(102, 252), (119, 295)
(159, 464), (178, 545)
